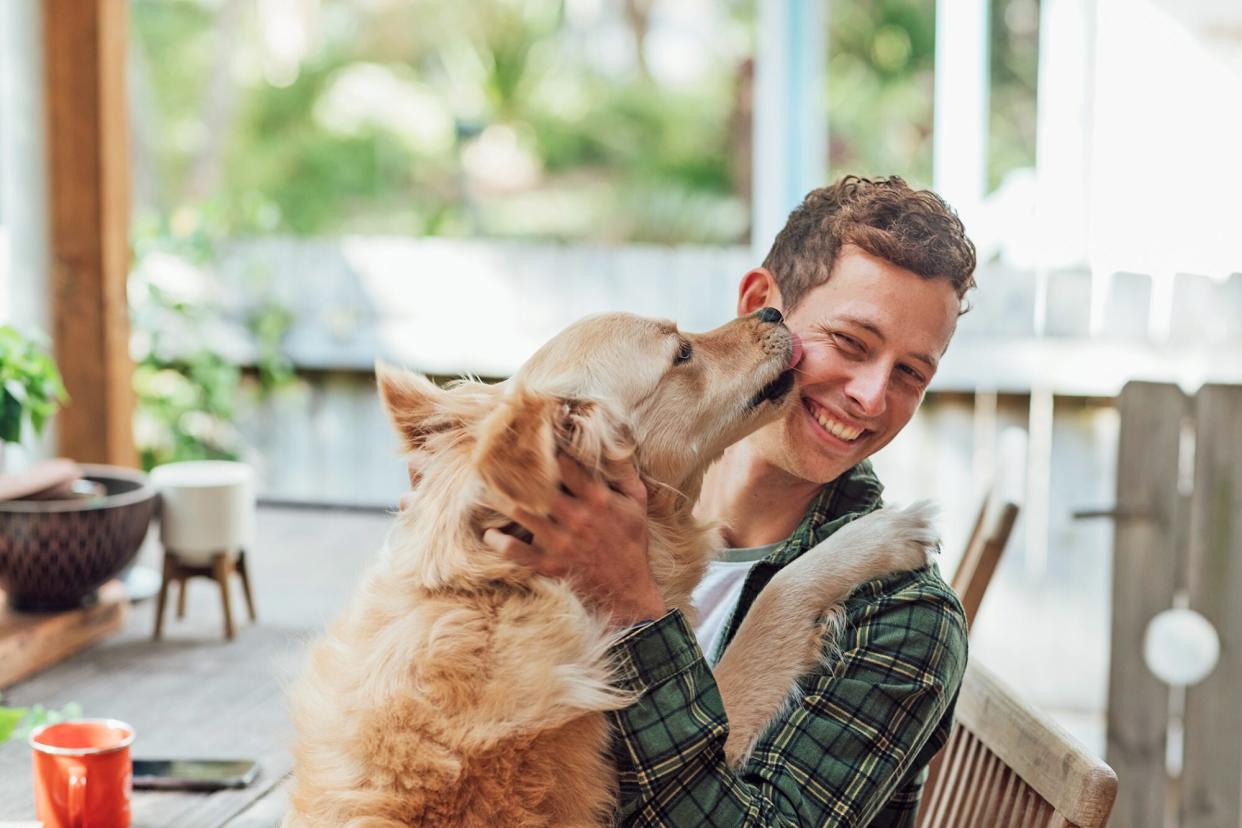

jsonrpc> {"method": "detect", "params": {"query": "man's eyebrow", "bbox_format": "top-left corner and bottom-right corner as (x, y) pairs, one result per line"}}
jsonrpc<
(835, 315), (938, 372)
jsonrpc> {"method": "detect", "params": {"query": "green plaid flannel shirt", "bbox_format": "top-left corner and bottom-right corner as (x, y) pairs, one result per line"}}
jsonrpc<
(607, 460), (968, 827)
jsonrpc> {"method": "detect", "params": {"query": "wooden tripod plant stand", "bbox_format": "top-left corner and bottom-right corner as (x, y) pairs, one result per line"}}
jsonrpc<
(149, 460), (258, 642)
(153, 549), (256, 641)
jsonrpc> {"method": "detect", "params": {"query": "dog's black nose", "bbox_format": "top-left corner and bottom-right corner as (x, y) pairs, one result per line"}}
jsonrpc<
(756, 307), (783, 324)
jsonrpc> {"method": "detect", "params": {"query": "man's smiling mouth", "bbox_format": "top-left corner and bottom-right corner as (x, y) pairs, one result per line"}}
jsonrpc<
(802, 397), (866, 442)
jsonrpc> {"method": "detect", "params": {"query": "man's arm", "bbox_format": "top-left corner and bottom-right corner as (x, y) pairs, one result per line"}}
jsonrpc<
(607, 569), (968, 827)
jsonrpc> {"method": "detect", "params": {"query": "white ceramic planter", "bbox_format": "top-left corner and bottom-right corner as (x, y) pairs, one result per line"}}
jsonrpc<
(150, 461), (256, 566)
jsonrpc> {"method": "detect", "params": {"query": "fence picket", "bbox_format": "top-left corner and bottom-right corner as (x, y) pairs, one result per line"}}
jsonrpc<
(1105, 380), (1186, 828)
(1181, 384), (1242, 828)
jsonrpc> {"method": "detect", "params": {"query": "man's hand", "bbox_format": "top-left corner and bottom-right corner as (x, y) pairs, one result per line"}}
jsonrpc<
(482, 453), (667, 627)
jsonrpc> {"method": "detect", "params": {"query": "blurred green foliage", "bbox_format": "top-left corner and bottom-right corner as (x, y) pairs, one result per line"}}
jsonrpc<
(131, 0), (747, 243)
(129, 213), (296, 471)
(828, 0), (938, 183)
(0, 326), (67, 446)
(828, 0), (1038, 189)
(0, 699), (83, 745)
(988, 0), (1040, 191)
(130, 0), (1037, 245)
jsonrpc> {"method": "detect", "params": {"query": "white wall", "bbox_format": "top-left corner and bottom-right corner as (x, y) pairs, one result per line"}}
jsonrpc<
(1087, 0), (1242, 343)
(0, 0), (50, 332)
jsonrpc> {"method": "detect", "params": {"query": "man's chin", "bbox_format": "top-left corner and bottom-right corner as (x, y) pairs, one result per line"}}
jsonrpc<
(785, 410), (873, 479)
(779, 436), (859, 486)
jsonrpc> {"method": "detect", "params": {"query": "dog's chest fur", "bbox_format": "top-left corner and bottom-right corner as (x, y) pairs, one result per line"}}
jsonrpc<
(288, 497), (712, 826)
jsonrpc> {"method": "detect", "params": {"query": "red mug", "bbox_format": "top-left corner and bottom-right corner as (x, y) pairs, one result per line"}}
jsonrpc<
(30, 719), (134, 828)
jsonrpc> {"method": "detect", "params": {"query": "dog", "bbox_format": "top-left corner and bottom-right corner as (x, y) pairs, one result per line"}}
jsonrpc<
(285, 310), (936, 826)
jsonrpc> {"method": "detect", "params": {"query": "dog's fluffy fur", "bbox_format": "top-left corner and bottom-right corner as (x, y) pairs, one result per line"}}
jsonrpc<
(285, 312), (936, 827)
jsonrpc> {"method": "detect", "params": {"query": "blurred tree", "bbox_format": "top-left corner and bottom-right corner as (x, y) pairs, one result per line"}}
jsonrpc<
(989, 0), (1039, 191)
(828, 0), (938, 185)
(825, 0), (1038, 193)
(130, 0), (1036, 243)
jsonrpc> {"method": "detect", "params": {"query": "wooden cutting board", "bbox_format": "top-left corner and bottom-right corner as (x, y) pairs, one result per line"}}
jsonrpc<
(0, 580), (127, 688)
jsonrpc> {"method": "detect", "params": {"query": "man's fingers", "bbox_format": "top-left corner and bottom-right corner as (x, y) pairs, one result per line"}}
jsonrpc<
(513, 507), (557, 539)
(613, 459), (648, 505)
(483, 528), (541, 567)
(556, 450), (646, 509)
(555, 452), (595, 499)
(483, 528), (568, 578)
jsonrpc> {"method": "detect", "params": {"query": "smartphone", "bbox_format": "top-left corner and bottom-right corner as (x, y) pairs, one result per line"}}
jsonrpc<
(131, 758), (260, 791)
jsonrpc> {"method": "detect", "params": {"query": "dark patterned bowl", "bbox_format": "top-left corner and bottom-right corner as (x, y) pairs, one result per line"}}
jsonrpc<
(0, 464), (156, 611)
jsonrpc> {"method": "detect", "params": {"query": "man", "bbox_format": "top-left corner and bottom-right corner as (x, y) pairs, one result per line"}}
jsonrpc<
(482, 175), (975, 825)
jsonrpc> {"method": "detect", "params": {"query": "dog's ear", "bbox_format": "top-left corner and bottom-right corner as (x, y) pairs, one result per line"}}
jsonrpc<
(472, 388), (561, 515)
(376, 361), (460, 452)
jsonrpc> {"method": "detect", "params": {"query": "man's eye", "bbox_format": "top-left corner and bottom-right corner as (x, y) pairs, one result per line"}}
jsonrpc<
(833, 333), (864, 354)
(899, 364), (926, 384)
(674, 340), (693, 364)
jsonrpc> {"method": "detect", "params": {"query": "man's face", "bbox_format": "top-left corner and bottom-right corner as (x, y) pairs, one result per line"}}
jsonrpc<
(748, 245), (960, 485)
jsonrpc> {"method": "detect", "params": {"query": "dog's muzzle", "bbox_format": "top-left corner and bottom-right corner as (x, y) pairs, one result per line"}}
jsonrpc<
(748, 369), (796, 409)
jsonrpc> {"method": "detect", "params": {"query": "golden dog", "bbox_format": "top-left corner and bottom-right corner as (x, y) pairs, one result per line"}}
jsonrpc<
(285, 310), (936, 826)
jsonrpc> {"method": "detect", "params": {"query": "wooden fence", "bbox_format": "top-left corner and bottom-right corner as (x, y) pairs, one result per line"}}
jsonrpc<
(1106, 382), (1242, 828)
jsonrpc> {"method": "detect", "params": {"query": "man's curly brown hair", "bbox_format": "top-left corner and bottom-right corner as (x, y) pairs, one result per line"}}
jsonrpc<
(762, 175), (977, 313)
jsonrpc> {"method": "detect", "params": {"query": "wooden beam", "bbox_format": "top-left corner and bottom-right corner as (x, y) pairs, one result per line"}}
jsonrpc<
(43, 0), (136, 466)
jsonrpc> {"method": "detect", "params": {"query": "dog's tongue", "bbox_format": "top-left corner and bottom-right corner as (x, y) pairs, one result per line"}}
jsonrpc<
(789, 333), (804, 368)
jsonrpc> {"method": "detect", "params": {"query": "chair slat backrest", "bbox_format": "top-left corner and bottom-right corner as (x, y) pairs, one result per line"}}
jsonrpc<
(951, 490), (1020, 631)
(917, 661), (1118, 828)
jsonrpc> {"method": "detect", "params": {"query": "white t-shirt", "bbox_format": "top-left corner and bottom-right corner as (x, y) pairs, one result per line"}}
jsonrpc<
(691, 541), (782, 662)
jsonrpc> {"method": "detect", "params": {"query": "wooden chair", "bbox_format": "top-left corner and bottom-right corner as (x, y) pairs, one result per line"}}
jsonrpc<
(917, 660), (1118, 827)
(952, 489), (1020, 631)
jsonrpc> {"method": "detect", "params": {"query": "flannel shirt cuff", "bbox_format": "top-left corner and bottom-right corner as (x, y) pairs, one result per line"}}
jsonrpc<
(609, 609), (703, 692)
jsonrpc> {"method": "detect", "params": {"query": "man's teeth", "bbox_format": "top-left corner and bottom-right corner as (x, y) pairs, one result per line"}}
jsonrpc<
(812, 408), (863, 441)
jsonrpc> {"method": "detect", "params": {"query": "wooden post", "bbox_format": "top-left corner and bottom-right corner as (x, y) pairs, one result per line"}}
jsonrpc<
(1105, 381), (1186, 828)
(1181, 384), (1242, 827)
(43, 0), (136, 466)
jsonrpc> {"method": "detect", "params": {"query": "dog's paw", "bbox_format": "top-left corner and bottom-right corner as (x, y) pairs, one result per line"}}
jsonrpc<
(872, 500), (940, 572)
(761, 500), (941, 619)
(823, 500), (940, 580)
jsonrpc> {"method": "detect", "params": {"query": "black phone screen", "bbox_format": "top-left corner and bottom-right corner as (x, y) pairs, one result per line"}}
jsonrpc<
(131, 758), (260, 791)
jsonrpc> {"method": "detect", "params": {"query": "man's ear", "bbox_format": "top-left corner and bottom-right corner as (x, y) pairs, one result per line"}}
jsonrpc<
(376, 361), (455, 452)
(737, 268), (784, 317)
(472, 389), (560, 515)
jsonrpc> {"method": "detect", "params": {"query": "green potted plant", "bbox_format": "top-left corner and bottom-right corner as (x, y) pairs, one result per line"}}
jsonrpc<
(0, 325), (67, 473)
(0, 326), (157, 610)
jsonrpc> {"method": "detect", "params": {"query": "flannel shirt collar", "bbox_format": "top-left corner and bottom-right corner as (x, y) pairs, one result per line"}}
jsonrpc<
(763, 459), (886, 568)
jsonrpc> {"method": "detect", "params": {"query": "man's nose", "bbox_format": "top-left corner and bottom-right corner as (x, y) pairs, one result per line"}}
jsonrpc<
(846, 364), (888, 418)
(755, 307), (783, 324)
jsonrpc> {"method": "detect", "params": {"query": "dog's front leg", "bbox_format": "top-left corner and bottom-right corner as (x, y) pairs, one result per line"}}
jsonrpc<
(712, 502), (939, 767)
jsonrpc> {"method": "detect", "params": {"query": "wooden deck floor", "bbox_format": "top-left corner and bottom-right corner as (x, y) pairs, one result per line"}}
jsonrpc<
(0, 505), (394, 827)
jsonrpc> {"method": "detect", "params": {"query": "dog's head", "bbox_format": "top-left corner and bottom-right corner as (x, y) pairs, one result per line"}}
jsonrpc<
(378, 310), (795, 520)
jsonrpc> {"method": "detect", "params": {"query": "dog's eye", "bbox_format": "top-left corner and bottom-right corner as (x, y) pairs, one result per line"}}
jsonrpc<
(674, 340), (693, 365)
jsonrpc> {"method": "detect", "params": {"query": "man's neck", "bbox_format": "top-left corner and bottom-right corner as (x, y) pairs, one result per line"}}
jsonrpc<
(694, 439), (826, 549)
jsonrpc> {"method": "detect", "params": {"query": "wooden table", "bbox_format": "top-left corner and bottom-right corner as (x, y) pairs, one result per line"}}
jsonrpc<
(0, 580), (128, 688)
(0, 505), (392, 827)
